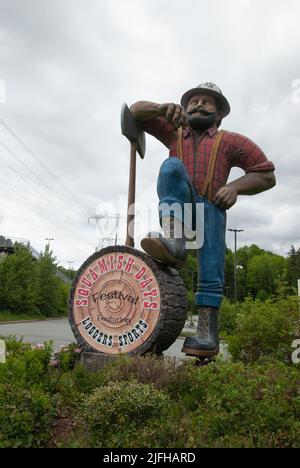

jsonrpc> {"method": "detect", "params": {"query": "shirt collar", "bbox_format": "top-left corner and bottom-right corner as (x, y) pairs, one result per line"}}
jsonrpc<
(183, 126), (218, 139)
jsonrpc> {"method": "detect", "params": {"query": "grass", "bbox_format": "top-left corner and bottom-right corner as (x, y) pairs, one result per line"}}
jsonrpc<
(0, 311), (67, 323)
(0, 311), (43, 322)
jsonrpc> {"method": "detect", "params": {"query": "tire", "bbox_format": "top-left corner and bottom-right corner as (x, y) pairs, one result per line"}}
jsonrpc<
(68, 245), (188, 356)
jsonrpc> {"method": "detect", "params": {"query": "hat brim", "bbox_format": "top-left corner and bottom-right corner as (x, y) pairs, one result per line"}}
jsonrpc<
(181, 87), (230, 117)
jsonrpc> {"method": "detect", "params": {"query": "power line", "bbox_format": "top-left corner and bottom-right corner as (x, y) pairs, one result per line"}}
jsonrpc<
(0, 117), (91, 214)
(88, 213), (124, 250)
(0, 184), (58, 225)
(0, 153), (79, 224)
(0, 141), (85, 218)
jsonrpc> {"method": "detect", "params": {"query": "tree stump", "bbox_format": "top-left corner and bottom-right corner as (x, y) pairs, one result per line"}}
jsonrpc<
(68, 245), (188, 356)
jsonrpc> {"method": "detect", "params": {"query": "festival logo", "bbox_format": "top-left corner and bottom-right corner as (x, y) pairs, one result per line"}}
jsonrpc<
(72, 252), (161, 354)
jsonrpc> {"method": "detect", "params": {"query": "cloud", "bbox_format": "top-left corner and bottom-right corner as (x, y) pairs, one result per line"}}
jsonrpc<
(0, 0), (299, 268)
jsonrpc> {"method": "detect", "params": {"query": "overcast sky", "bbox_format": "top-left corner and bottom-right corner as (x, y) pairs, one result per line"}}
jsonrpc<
(0, 0), (299, 269)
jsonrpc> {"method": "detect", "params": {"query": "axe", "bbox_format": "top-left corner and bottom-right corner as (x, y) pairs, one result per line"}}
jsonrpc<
(121, 103), (146, 247)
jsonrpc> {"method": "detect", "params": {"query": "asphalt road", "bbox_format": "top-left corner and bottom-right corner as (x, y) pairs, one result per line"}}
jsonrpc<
(0, 318), (227, 360)
(0, 318), (192, 360)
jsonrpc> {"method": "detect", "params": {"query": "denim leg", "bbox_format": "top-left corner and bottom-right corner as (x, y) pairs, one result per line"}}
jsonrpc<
(195, 198), (227, 308)
(157, 157), (196, 226)
(157, 157), (226, 308)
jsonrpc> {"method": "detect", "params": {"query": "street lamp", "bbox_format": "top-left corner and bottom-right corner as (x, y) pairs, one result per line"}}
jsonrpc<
(227, 228), (244, 303)
(45, 238), (54, 250)
(67, 261), (74, 282)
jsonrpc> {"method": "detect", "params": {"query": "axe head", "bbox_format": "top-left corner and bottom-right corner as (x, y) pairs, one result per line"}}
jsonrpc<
(121, 103), (146, 159)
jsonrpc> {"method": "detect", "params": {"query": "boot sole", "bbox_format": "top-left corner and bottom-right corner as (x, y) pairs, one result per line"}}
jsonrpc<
(181, 346), (219, 357)
(141, 237), (184, 269)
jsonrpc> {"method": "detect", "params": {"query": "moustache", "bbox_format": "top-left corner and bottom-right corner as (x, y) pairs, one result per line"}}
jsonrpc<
(187, 107), (216, 117)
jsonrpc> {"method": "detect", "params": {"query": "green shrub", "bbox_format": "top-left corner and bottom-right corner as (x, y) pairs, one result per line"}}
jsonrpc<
(227, 297), (300, 363)
(219, 299), (238, 336)
(81, 380), (170, 447)
(69, 364), (107, 395)
(0, 341), (55, 448)
(183, 360), (300, 448)
(0, 335), (31, 357)
(2, 336), (300, 448)
(70, 358), (300, 448)
(0, 385), (54, 448)
(0, 342), (53, 388)
(55, 344), (81, 372)
(100, 354), (181, 389)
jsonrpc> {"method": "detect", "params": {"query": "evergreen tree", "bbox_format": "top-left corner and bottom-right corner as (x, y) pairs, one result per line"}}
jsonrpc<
(287, 245), (300, 289)
(35, 246), (63, 317)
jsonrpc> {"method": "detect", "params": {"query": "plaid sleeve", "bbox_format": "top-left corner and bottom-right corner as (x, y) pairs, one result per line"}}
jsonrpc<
(228, 132), (275, 173)
(140, 117), (176, 149)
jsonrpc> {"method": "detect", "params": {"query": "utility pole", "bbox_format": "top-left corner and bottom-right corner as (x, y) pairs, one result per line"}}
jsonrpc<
(45, 237), (54, 250)
(67, 261), (74, 281)
(227, 228), (244, 303)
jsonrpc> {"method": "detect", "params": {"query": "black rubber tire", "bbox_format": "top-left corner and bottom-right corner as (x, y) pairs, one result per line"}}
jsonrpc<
(68, 245), (188, 356)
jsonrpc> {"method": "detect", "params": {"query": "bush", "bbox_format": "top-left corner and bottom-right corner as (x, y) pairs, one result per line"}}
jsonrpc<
(81, 380), (170, 447)
(69, 357), (300, 448)
(227, 297), (300, 363)
(0, 386), (54, 448)
(0, 334), (31, 357)
(54, 344), (81, 372)
(183, 360), (300, 448)
(0, 342), (55, 448)
(219, 299), (238, 336)
(100, 354), (181, 389)
(1, 336), (300, 448)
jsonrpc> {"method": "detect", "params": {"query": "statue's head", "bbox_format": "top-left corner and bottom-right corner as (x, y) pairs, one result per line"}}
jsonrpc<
(181, 82), (230, 131)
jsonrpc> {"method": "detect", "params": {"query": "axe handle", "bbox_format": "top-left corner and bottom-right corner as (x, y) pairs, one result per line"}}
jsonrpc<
(126, 141), (137, 247)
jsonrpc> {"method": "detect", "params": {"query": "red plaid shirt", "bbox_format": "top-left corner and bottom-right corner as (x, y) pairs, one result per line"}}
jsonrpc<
(141, 117), (275, 200)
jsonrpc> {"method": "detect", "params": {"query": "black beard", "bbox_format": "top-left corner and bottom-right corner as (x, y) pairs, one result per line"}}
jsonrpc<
(187, 111), (218, 131)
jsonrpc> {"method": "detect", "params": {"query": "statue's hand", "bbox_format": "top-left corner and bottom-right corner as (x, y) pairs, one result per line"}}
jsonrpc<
(213, 186), (238, 210)
(157, 103), (188, 130)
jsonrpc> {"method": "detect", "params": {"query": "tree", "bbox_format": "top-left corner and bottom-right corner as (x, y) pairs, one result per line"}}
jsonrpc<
(0, 244), (38, 314)
(0, 235), (13, 247)
(178, 252), (197, 313)
(247, 253), (287, 298)
(35, 247), (64, 317)
(287, 245), (300, 289)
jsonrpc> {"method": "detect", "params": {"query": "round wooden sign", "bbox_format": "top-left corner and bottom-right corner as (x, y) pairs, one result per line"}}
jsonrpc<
(69, 245), (188, 356)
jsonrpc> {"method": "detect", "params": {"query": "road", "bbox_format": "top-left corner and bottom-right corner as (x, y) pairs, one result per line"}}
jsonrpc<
(0, 318), (192, 360)
(0, 318), (227, 360)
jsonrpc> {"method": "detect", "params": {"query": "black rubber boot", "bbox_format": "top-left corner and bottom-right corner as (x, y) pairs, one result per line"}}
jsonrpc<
(182, 306), (219, 357)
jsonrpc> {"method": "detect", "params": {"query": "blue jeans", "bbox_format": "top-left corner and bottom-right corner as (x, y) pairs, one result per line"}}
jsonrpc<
(157, 157), (227, 308)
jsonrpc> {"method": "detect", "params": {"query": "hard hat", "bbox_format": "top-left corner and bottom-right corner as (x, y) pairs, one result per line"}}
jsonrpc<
(181, 82), (230, 117)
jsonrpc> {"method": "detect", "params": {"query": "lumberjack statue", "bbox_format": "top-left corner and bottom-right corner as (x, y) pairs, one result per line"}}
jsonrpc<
(130, 82), (276, 359)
